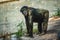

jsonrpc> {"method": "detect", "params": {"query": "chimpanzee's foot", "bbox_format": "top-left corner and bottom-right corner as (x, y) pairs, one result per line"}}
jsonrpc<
(44, 30), (47, 34)
(25, 34), (34, 38)
(39, 32), (44, 36)
(29, 35), (34, 38)
(39, 32), (46, 36)
(28, 34), (34, 38)
(26, 35), (34, 38)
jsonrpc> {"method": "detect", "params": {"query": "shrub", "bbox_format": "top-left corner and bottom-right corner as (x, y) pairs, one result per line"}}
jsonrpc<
(16, 21), (24, 37)
(54, 8), (60, 17)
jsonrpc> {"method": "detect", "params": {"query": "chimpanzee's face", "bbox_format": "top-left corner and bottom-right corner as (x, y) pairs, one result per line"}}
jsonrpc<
(20, 6), (28, 16)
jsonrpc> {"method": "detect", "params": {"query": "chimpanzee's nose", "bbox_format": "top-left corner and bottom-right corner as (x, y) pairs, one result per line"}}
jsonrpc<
(23, 11), (27, 16)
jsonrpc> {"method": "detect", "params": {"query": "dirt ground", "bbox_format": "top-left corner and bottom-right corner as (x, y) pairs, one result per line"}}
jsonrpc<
(20, 17), (60, 40)
(0, 17), (60, 40)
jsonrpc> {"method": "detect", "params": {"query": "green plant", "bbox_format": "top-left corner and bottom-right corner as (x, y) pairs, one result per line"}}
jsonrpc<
(54, 8), (60, 17)
(16, 21), (24, 37)
(33, 29), (38, 34)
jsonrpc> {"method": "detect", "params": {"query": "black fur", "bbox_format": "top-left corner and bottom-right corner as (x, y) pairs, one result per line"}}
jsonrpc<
(20, 6), (49, 37)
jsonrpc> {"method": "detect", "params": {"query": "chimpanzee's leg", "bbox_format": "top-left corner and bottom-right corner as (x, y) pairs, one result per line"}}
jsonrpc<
(43, 11), (49, 33)
(28, 16), (33, 37)
(44, 22), (48, 33)
(26, 20), (30, 34)
(25, 19), (33, 37)
(42, 20), (48, 34)
(28, 10), (33, 37)
(25, 10), (33, 37)
(29, 21), (33, 37)
(26, 18), (33, 37)
(38, 22), (42, 34)
(42, 12), (49, 34)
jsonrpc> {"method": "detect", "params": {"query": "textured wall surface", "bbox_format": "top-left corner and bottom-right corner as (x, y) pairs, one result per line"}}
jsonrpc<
(0, 1), (26, 35)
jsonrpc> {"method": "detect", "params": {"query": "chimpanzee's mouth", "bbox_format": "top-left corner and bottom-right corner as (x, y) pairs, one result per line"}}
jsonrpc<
(23, 10), (27, 16)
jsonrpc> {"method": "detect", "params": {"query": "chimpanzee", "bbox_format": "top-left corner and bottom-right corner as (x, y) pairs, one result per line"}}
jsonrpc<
(20, 6), (49, 37)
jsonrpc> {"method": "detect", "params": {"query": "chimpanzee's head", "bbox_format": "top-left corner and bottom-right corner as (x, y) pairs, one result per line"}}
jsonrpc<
(20, 6), (28, 16)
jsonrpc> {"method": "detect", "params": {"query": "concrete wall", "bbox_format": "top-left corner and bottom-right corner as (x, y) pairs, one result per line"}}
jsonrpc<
(0, 1), (26, 35)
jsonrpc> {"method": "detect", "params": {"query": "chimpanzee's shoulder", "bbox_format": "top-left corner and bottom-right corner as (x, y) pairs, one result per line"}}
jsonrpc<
(29, 7), (49, 13)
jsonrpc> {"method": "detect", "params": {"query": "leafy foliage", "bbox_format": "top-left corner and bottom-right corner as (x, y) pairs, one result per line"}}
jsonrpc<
(16, 21), (24, 37)
(54, 8), (60, 17)
(33, 29), (38, 34)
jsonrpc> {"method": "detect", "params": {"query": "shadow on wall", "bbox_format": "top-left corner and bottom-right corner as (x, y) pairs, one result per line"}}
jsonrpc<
(0, 0), (19, 4)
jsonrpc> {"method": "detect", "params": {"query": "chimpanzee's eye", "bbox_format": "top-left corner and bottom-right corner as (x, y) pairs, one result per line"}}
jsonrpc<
(23, 8), (26, 10)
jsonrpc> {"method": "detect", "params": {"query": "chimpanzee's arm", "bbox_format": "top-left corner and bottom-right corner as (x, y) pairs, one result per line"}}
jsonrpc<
(28, 9), (33, 36)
